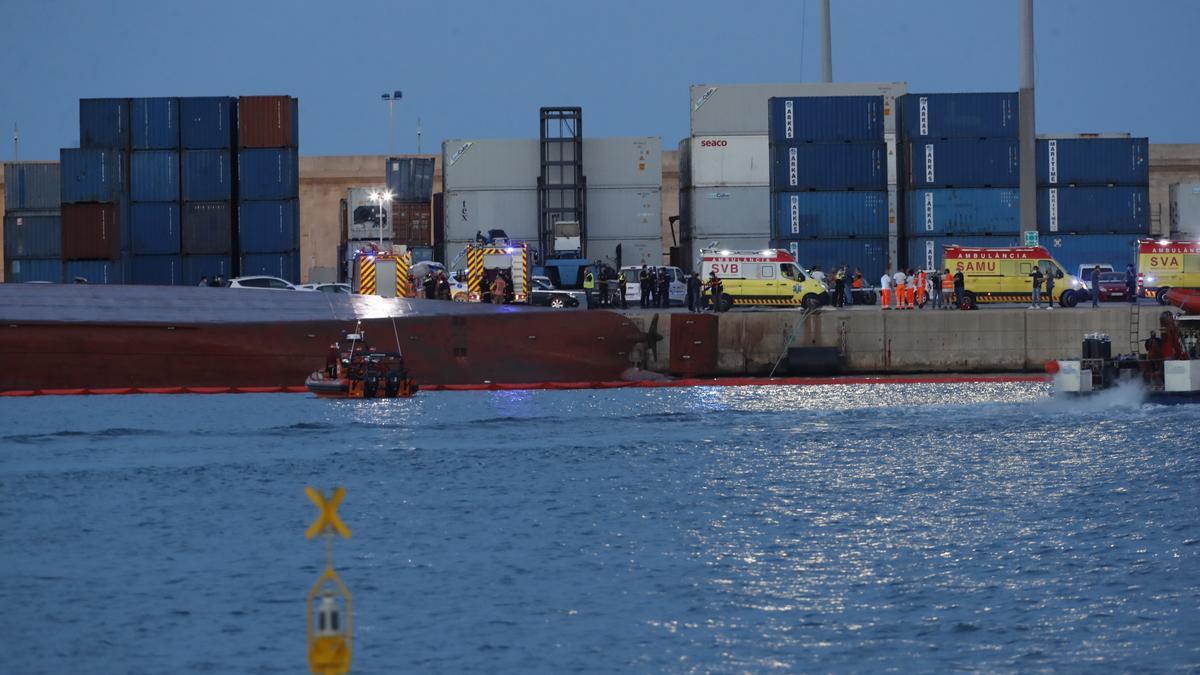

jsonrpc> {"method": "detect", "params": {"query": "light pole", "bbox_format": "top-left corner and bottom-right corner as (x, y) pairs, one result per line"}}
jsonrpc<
(369, 189), (394, 251)
(381, 91), (402, 156)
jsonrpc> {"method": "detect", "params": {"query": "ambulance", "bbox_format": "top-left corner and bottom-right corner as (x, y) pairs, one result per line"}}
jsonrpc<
(698, 248), (829, 311)
(943, 244), (1087, 309)
(1137, 238), (1200, 305)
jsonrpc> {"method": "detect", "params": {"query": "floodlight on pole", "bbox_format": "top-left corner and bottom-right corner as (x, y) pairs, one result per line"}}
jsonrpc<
(381, 91), (402, 156)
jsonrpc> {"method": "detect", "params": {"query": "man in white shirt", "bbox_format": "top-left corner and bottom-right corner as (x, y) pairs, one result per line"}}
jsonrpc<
(880, 266), (893, 310)
(893, 269), (909, 309)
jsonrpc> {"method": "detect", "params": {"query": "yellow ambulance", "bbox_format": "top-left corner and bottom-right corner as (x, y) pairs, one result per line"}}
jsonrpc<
(698, 248), (830, 310)
(943, 245), (1087, 309)
(1137, 239), (1200, 304)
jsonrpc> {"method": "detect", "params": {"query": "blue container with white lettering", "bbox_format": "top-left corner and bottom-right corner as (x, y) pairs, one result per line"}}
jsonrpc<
(771, 191), (888, 239)
(60, 148), (126, 203)
(130, 151), (180, 202)
(903, 188), (1020, 236)
(79, 98), (130, 149)
(131, 98), (180, 149)
(4, 214), (62, 258)
(770, 143), (886, 191)
(182, 150), (232, 201)
(65, 259), (123, 285)
(238, 148), (299, 200)
(903, 139), (1020, 188)
(180, 97), (236, 149)
(768, 96), (884, 144)
(128, 254), (184, 285)
(1042, 234), (1141, 275)
(1037, 186), (1149, 234)
(897, 93), (1017, 139)
(129, 203), (181, 255)
(240, 252), (297, 281)
(238, 200), (298, 253)
(772, 237), (890, 277)
(5, 258), (63, 283)
(1036, 138), (1149, 186)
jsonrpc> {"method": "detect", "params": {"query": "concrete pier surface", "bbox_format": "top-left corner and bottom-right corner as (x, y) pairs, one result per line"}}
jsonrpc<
(621, 303), (1176, 377)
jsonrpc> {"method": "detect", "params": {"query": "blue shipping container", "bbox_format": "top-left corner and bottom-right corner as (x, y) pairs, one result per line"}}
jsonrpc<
(904, 139), (1020, 188)
(129, 203), (181, 255)
(770, 143), (886, 191)
(4, 163), (61, 211)
(898, 93), (1017, 139)
(180, 97), (236, 149)
(771, 191), (889, 239)
(386, 157), (436, 202)
(1042, 233), (1141, 275)
(904, 235), (1024, 271)
(5, 258), (63, 283)
(1038, 186), (1149, 235)
(239, 200), (298, 253)
(903, 188), (1020, 236)
(60, 148), (125, 203)
(183, 255), (233, 284)
(79, 98), (130, 149)
(4, 214), (62, 258)
(182, 150), (232, 201)
(773, 237), (890, 278)
(131, 97), (180, 149)
(238, 149), (299, 200)
(768, 96), (884, 144)
(65, 259), (123, 285)
(182, 202), (232, 255)
(130, 151), (180, 202)
(128, 254), (183, 285)
(1036, 138), (1149, 186)
(240, 252), (296, 281)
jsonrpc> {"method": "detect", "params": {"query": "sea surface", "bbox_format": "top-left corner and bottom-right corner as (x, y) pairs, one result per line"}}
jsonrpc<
(1, 382), (1198, 673)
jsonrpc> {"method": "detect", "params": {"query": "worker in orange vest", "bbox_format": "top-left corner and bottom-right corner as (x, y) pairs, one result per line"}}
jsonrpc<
(893, 268), (908, 309)
(880, 266), (892, 310)
(941, 268), (955, 309)
(916, 269), (928, 308)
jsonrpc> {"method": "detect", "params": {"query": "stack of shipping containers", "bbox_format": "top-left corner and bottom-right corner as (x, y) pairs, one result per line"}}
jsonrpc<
(181, 97), (238, 283)
(680, 83), (905, 269)
(1171, 182), (1200, 239)
(899, 92), (1022, 271)
(440, 138), (663, 267)
(61, 98), (129, 283)
(237, 96), (300, 281)
(3, 162), (62, 282)
(1035, 135), (1149, 273)
(386, 157), (436, 261)
(768, 96), (890, 276)
(128, 97), (183, 284)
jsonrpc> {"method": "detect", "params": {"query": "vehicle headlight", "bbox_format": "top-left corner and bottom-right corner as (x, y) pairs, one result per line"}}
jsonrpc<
(1146, 276), (1155, 284)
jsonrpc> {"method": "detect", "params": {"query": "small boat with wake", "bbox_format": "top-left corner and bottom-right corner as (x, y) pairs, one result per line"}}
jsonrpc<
(305, 324), (418, 399)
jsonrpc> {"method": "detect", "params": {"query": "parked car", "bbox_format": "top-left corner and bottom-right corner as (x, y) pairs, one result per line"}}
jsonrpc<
(225, 276), (296, 290)
(296, 282), (351, 294)
(530, 276), (581, 309)
(1093, 271), (1130, 302)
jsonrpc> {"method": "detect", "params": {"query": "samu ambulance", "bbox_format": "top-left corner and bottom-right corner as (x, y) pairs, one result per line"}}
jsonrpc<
(943, 244), (1087, 309)
(698, 248), (829, 310)
(1137, 238), (1200, 305)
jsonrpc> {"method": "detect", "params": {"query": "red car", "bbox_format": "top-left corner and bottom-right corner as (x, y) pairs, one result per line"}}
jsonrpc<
(1093, 271), (1130, 301)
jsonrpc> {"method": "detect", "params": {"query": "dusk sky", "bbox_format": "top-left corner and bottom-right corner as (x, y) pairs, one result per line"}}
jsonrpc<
(3, 0), (1197, 160)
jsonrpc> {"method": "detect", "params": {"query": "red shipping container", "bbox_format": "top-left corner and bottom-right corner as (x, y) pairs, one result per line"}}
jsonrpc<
(238, 96), (297, 148)
(392, 201), (432, 246)
(62, 203), (121, 260)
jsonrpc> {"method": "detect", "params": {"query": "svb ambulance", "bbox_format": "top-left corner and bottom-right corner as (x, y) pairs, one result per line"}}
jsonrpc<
(1136, 239), (1200, 304)
(943, 244), (1088, 309)
(698, 248), (830, 311)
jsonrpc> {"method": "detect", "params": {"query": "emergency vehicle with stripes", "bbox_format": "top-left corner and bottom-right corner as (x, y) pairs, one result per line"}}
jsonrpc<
(450, 242), (531, 303)
(944, 245), (1087, 309)
(699, 248), (829, 310)
(1137, 238), (1200, 305)
(352, 250), (412, 298)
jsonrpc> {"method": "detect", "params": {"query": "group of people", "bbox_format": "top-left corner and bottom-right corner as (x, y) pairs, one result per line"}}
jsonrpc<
(413, 269), (453, 300)
(197, 275), (226, 287)
(633, 265), (675, 309)
(585, 264), (627, 308)
(878, 267), (963, 310)
(819, 265), (868, 308)
(1027, 264), (1063, 309)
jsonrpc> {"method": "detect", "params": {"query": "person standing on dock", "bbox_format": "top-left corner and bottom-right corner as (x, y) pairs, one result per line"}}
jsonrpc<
(880, 267), (892, 310)
(1125, 263), (1137, 303)
(833, 267), (846, 308)
(929, 269), (943, 309)
(686, 272), (701, 312)
(490, 274), (507, 305)
(639, 265), (651, 308)
(916, 269), (928, 308)
(1091, 265), (1102, 308)
(1044, 264), (1056, 310)
(952, 269), (964, 309)
(893, 268), (908, 309)
(658, 268), (671, 308)
(1029, 266), (1044, 308)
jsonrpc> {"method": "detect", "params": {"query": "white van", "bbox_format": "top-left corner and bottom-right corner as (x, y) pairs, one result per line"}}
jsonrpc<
(619, 266), (687, 306)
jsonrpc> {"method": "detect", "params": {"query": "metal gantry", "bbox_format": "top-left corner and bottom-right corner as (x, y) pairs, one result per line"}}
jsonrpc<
(537, 107), (586, 261)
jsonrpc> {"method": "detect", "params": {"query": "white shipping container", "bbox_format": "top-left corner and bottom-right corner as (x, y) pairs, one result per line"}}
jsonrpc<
(443, 189), (539, 245)
(582, 137), (662, 188)
(586, 187), (662, 240)
(690, 82), (907, 136)
(443, 137), (664, 192)
(588, 237), (662, 269)
(1170, 182), (1200, 236)
(687, 135), (770, 187)
(681, 186), (771, 242)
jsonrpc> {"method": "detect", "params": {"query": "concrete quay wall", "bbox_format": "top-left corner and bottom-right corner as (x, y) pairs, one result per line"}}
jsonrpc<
(622, 306), (1174, 376)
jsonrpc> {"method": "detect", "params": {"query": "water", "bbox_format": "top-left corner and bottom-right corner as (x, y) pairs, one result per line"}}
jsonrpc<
(1, 383), (1198, 673)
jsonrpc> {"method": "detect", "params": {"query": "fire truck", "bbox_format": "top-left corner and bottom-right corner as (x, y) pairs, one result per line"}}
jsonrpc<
(351, 247), (413, 298)
(698, 248), (830, 311)
(449, 241), (531, 303)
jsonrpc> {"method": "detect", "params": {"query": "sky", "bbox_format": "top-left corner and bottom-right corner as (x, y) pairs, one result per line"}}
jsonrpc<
(2, 0), (1197, 160)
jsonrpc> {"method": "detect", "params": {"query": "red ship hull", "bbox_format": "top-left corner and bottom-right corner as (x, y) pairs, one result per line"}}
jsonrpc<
(0, 286), (644, 392)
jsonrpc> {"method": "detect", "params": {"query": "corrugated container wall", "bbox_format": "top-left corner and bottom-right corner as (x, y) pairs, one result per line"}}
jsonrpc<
(768, 96), (884, 143)
(905, 235), (1024, 271)
(580, 137), (662, 188)
(4, 163), (61, 211)
(128, 255), (183, 285)
(1038, 186), (1149, 234)
(5, 258), (63, 283)
(238, 149), (299, 200)
(776, 238), (890, 277)
(897, 93), (1017, 139)
(442, 140), (541, 191)
(180, 97), (236, 149)
(131, 97), (180, 149)
(1036, 138), (1149, 186)
(1170, 183), (1200, 236)
(61, 203), (122, 260)
(4, 214), (62, 258)
(1043, 234), (1142, 273)
(237, 96), (298, 148)
(240, 252), (297, 281)
(386, 158), (436, 202)
(687, 136), (770, 187)
(772, 191), (889, 239)
(183, 255), (233, 283)
(690, 82), (906, 136)
(904, 139), (1020, 188)
(238, 200), (298, 253)
(391, 202), (432, 246)
(79, 98), (130, 149)
(586, 188), (663, 240)
(442, 189), (539, 249)
(130, 151), (180, 202)
(60, 148), (126, 203)
(903, 188), (1020, 236)
(129, 203), (181, 255)
(182, 150), (232, 201)
(770, 143), (887, 191)
(182, 202), (233, 254)
(681, 186), (772, 241)
(65, 259), (122, 284)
